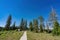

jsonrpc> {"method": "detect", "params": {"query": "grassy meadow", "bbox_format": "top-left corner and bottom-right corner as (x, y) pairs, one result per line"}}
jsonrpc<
(0, 30), (23, 40)
(27, 31), (60, 40)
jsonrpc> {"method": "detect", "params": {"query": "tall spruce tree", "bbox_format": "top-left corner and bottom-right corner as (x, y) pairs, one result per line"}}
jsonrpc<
(39, 16), (44, 32)
(33, 19), (38, 33)
(5, 15), (12, 30)
(48, 8), (59, 35)
(48, 8), (58, 26)
(12, 22), (16, 30)
(25, 20), (27, 30)
(29, 21), (33, 31)
(19, 18), (25, 31)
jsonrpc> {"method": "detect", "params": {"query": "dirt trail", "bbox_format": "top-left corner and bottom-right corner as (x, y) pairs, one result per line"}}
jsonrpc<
(20, 31), (27, 40)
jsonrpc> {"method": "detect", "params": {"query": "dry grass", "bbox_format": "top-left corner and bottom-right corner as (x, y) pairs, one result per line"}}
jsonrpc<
(27, 31), (60, 40)
(0, 31), (23, 40)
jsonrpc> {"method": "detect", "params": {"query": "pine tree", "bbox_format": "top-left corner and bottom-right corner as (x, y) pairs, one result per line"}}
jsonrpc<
(19, 18), (25, 31)
(5, 15), (12, 30)
(12, 22), (16, 30)
(39, 16), (44, 32)
(40, 24), (43, 32)
(29, 21), (33, 31)
(52, 21), (59, 35)
(48, 8), (58, 27)
(48, 8), (59, 35)
(33, 19), (38, 33)
(25, 20), (28, 30)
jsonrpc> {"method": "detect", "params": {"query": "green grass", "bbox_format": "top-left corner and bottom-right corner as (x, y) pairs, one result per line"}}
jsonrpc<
(0, 30), (23, 40)
(27, 31), (60, 40)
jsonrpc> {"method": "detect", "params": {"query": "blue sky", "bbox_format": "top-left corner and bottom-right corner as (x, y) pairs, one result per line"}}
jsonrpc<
(0, 0), (60, 27)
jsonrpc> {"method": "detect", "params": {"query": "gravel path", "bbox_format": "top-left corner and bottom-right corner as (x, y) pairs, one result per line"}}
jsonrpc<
(20, 31), (27, 40)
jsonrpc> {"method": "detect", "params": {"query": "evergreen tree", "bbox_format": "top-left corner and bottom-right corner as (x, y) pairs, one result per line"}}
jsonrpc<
(5, 15), (12, 30)
(48, 8), (58, 27)
(33, 19), (38, 33)
(12, 22), (16, 30)
(52, 21), (59, 35)
(48, 8), (59, 35)
(40, 24), (43, 32)
(29, 21), (33, 31)
(19, 18), (25, 31)
(0, 27), (3, 31)
(39, 16), (44, 32)
(25, 20), (28, 30)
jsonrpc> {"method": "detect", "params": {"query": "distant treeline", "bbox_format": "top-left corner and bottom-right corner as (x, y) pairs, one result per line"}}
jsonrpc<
(0, 8), (60, 36)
